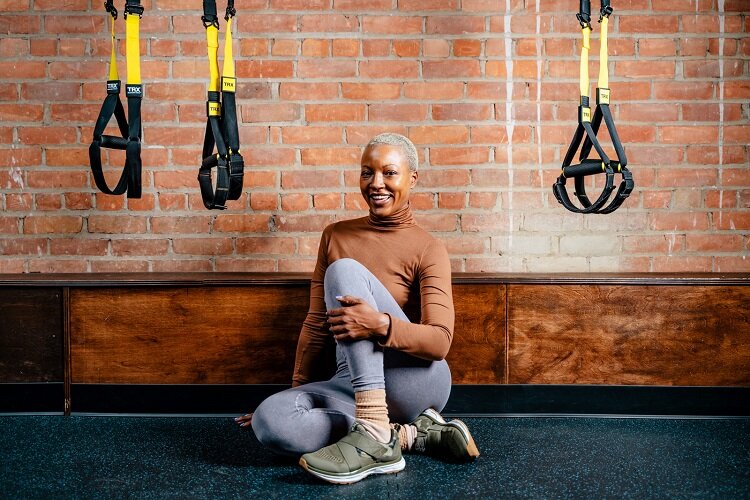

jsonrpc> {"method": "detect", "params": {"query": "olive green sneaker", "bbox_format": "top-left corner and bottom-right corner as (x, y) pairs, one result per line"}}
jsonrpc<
(411, 408), (480, 462)
(299, 422), (405, 484)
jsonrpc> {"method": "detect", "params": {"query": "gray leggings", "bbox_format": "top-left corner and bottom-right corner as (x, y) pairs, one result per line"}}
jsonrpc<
(251, 258), (452, 456)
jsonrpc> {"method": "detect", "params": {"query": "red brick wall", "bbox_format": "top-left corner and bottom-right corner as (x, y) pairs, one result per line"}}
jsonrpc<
(0, 0), (748, 273)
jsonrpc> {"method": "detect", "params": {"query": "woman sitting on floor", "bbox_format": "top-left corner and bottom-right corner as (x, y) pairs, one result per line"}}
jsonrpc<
(236, 132), (479, 484)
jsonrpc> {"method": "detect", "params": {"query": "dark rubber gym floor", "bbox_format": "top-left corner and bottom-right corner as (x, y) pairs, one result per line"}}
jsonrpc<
(1, 415), (749, 498)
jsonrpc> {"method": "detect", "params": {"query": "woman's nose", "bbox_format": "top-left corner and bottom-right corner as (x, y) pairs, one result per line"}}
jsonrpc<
(371, 172), (385, 187)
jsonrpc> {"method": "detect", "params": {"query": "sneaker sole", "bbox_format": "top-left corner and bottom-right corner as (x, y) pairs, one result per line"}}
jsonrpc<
(422, 408), (480, 461)
(422, 407), (447, 425)
(299, 457), (405, 485)
(446, 419), (480, 460)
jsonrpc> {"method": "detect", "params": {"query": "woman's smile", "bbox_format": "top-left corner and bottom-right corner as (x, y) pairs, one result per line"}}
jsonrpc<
(369, 192), (392, 207)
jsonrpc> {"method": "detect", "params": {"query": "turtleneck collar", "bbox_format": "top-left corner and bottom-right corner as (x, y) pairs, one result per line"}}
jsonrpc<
(367, 202), (415, 229)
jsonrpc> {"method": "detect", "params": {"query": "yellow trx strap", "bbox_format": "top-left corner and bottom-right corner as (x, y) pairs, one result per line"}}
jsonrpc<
(580, 25), (591, 105)
(125, 11), (141, 87)
(206, 24), (221, 115)
(198, 1), (243, 210)
(598, 16), (609, 92)
(221, 16), (236, 112)
(108, 13), (118, 81)
(89, 0), (144, 199)
(223, 17), (235, 83)
(553, 0), (633, 214)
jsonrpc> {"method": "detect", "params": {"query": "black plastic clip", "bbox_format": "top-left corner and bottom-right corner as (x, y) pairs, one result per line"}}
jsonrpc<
(576, 12), (591, 29)
(124, 2), (144, 18)
(201, 15), (220, 29)
(104, 0), (118, 19)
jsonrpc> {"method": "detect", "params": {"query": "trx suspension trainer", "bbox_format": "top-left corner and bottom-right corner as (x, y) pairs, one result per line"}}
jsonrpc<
(553, 0), (634, 214)
(89, 0), (144, 199)
(198, 0), (244, 210)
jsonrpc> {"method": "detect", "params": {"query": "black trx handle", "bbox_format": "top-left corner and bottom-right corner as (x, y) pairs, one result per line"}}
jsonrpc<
(198, 0), (244, 210)
(553, 0), (633, 214)
(89, 0), (144, 199)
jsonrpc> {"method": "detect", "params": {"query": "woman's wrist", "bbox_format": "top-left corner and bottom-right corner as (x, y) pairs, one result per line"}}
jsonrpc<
(375, 312), (390, 338)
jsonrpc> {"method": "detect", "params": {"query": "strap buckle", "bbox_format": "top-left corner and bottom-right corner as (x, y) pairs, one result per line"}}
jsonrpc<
(124, 3), (144, 18)
(201, 15), (219, 29)
(618, 168), (634, 198)
(576, 12), (591, 29)
(225, 6), (236, 21)
(228, 153), (244, 177)
(104, 0), (118, 19)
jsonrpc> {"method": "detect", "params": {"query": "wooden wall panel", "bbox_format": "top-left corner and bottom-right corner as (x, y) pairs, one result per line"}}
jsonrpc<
(0, 288), (63, 382)
(70, 286), (309, 384)
(447, 283), (506, 384)
(508, 285), (750, 386)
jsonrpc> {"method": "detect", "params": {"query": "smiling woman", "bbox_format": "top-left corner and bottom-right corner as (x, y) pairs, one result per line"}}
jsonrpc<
(237, 133), (479, 484)
(360, 135), (418, 219)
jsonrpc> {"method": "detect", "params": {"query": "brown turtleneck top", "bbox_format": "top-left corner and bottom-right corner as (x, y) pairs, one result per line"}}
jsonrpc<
(292, 204), (455, 386)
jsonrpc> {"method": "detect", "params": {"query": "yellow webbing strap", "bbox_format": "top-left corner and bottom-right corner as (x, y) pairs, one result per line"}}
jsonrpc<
(206, 24), (221, 118)
(598, 16), (609, 91)
(222, 17), (236, 88)
(580, 26), (591, 99)
(206, 25), (220, 93)
(108, 14), (118, 81)
(125, 13), (141, 85)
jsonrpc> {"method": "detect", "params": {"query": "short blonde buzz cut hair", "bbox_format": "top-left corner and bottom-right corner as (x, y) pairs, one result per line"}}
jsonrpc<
(365, 133), (419, 172)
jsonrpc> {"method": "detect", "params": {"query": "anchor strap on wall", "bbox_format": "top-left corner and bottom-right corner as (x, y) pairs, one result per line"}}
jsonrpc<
(88, 0), (144, 199)
(198, 0), (244, 210)
(553, 0), (634, 214)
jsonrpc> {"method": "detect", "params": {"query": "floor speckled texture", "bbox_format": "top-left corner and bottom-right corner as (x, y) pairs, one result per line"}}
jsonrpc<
(1, 416), (749, 498)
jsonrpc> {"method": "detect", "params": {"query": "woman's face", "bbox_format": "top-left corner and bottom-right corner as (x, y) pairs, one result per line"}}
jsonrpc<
(360, 144), (418, 217)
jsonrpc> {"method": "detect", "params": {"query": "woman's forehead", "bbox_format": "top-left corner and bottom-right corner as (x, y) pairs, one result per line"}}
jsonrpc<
(361, 144), (407, 166)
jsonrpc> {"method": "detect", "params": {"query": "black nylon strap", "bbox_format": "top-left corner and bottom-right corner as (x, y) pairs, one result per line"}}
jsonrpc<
(598, 167), (634, 214)
(89, 81), (131, 196)
(125, 89), (142, 198)
(221, 85), (244, 200)
(572, 95), (631, 212)
(88, 1), (144, 199)
(554, 0), (633, 215)
(557, 102), (614, 213)
(198, 4), (244, 210)
(198, 109), (231, 209)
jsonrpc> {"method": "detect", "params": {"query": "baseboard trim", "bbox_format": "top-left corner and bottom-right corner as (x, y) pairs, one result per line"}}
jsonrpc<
(0, 383), (65, 413)
(59, 384), (750, 417)
(443, 385), (750, 417)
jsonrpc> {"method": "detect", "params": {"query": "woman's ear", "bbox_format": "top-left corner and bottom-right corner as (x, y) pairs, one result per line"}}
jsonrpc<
(409, 170), (418, 188)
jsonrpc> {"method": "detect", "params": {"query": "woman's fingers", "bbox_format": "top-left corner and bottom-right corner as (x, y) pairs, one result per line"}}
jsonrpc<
(235, 413), (253, 427)
(336, 295), (362, 305)
(327, 307), (345, 318)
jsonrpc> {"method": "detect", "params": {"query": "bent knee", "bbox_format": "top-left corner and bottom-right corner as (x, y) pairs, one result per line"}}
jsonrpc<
(251, 394), (301, 456)
(325, 258), (366, 280)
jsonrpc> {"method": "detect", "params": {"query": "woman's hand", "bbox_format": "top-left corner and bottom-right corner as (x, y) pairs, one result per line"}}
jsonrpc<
(327, 295), (390, 341)
(235, 413), (253, 428)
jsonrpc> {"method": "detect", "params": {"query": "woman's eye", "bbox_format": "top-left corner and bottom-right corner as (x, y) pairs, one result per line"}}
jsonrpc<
(361, 171), (372, 177)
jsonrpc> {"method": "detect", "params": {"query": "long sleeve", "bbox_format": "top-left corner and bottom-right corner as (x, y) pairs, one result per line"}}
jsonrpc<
(379, 239), (454, 360)
(291, 226), (333, 386)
